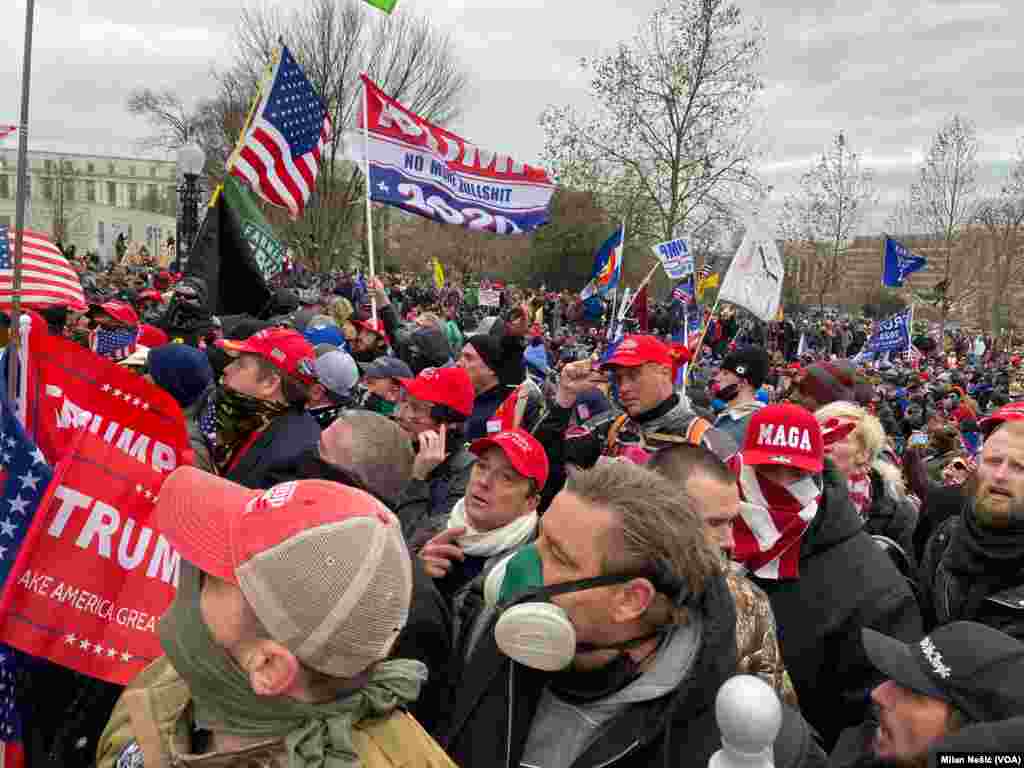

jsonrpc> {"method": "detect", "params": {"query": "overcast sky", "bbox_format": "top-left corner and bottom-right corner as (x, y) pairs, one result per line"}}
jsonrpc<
(3, 0), (1021, 231)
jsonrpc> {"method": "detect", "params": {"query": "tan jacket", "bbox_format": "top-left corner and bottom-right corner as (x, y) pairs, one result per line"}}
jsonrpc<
(97, 657), (456, 768)
(726, 564), (800, 709)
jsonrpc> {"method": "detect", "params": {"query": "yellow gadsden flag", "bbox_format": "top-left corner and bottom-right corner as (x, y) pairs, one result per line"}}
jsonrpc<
(696, 272), (719, 301)
(433, 257), (445, 290)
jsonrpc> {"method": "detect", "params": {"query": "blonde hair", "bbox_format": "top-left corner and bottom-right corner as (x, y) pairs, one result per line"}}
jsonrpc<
(815, 401), (906, 497)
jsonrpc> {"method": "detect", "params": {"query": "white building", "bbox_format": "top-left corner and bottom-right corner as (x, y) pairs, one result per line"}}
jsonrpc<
(0, 148), (179, 263)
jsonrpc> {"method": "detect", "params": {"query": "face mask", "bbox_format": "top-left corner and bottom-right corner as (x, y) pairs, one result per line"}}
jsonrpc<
(364, 392), (397, 417)
(716, 383), (741, 402)
(490, 545), (687, 673)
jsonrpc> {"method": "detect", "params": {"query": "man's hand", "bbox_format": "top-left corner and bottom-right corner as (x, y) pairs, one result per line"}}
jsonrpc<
(370, 276), (390, 307)
(419, 526), (467, 578)
(412, 424), (447, 481)
(557, 359), (595, 408)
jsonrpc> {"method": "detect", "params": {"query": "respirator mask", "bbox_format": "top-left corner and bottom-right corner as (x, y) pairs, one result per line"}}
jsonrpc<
(485, 544), (689, 675)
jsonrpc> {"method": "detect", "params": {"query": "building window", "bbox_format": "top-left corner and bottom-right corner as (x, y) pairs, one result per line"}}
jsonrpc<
(65, 180), (76, 202)
(87, 162), (95, 174)
(128, 183), (138, 207)
(98, 220), (105, 246)
(86, 180), (96, 202)
(42, 178), (54, 200)
(108, 162), (116, 175)
(0, 176), (8, 199)
(150, 166), (157, 178)
(44, 159), (54, 172)
(62, 160), (73, 173)
(107, 181), (117, 206)
(127, 225), (133, 241)
(128, 166), (136, 177)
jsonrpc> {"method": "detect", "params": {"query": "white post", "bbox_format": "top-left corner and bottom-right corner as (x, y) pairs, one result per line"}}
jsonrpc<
(361, 80), (378, 323)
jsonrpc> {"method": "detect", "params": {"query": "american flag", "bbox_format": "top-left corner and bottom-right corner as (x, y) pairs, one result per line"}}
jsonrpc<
(697, 264), (713, 282)
(230, 45), (331, 220)
(0, 226), (85, 312)
(90, 328), (138, 362)
(0, 126), (15, 142)
(672, 276), (695, 304)
(0, 395), (52, 768)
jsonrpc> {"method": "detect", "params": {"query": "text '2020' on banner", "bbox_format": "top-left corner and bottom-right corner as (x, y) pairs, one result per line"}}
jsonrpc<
(351, 75), (555, 234)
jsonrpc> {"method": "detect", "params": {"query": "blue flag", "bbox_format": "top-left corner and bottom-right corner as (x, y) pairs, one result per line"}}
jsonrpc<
(883, 237), (927, 287)
(581, 226), (624, 300)
(859, 308), (913, 358)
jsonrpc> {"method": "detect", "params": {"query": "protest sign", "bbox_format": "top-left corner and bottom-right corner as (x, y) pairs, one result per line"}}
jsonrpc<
(479, 288), (501, 308)
(651, 238), (693, 280)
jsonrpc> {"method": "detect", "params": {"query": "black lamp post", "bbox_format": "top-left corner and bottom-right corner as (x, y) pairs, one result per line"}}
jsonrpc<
(174, 142), (205, 272)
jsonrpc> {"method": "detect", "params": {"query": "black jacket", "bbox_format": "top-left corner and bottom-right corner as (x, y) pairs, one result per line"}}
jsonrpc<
(465, 384), (513, 442)
(917, 512), (1024, 641)
(442, 569), (826, 768)
(226, 407), (321, 490)
(751, 466), (924, 751)
(863, 469), (919, 569)
(912, 484), (965, 563)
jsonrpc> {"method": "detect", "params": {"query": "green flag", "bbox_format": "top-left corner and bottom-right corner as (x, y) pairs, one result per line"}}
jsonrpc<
(185, 176), (284, 316)
(363, 0), (398, 13)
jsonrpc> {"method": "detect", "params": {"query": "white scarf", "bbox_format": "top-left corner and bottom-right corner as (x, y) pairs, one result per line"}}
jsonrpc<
(447, 498), (538, 557)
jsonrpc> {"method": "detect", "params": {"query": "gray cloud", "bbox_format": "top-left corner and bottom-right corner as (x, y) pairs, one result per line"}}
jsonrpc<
(3, 0), (1020, 233)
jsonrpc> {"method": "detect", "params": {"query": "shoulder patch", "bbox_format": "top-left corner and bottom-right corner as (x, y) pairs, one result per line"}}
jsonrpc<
(117, 742), (145, 768)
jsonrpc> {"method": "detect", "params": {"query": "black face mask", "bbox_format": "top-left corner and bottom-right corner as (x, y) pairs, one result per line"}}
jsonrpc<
(716, 382), (741, 402)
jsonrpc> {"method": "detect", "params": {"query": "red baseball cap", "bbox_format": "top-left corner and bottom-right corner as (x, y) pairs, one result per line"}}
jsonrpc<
(155, 468), (411, 678)
(399, 366), (474, 418)
(980, 402), (1024, 438)
(353, 318), (390, 347)
(470, 428), (549, 488)
(217, 327), (317, 385)
(137, 323), (169, 348)
(600, 335), (672, 369)
(741, 403), (824, 473)
(98, 300), (139, 326)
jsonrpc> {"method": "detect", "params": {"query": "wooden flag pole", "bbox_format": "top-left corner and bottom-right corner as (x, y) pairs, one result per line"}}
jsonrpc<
(618, 260), (661, 319)
(7, 0), (36, 405)
(683, 296), (723, 387)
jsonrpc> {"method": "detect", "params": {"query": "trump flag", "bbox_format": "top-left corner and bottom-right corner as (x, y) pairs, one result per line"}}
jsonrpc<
(351, 75), (554, 234)
(882, 236), (927, 287)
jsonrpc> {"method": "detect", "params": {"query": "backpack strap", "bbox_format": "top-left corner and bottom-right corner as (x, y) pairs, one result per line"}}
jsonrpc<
(685, 417), (712, 446)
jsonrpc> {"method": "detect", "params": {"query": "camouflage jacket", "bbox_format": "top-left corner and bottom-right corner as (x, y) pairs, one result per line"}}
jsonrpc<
(727, 563), (799, 709)
(96, 657), (456, 768)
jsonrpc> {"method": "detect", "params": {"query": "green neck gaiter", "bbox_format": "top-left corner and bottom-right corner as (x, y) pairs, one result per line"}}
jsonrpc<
(212, 385), (289, 472)
(158, 564), (427, 768)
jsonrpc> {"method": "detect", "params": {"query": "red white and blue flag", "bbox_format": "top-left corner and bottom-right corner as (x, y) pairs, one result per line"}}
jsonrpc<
(230, 45), (331, 220)
(0, 226), (86, 312)
(352, 75), (554, 235)
(0, 393), (53, 768)
(0, 126), (15, 142)
(90, 327), (139, 362)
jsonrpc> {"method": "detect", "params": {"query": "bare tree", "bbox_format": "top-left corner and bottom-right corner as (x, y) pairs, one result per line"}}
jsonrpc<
(909, 114), (980, 338)
(778, 132), (877, 311)
(973, 138), (1024, 334)
(124, 0), (469, 271)
(126, 89), (197, 153)
(539, 0), (764, 247)
(38, 159), (87, 245)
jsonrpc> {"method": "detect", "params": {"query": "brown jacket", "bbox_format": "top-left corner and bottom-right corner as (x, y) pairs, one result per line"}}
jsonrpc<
(97, 657), (456, 768)
(727, 564), (799, 709)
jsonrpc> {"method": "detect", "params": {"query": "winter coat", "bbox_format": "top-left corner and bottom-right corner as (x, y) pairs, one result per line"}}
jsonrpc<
(714, 400), (765, 447)
(95, 658), (456, 768)
(862, 469), (919, 570)
(441, 568), (826, 768)
(394, 445), (475, 541)
(750, 465), (924, 751)
(917, 512), (1024, 641)
(223, 407), (321, 490)
(911, 484), (965, 564)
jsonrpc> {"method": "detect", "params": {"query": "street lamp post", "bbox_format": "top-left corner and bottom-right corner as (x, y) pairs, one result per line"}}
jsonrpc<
(174, 142), (205, 272)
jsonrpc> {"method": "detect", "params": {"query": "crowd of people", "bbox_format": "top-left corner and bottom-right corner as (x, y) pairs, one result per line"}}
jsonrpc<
(10, 256), (1024, 768)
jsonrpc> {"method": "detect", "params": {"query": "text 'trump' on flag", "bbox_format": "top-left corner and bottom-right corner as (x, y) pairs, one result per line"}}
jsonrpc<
(230, 45), (331, 220)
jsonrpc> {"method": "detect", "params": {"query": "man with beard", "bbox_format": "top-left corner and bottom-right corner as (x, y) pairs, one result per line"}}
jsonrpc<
(442, 461), (824, 768)
(918, 402), (1024, 640)
(732, 404), (922, 750)
(96, 470), (456, 768)
(350, 317), (391, 365)
(196, 328), (321, 489)
(830, 622), (1024, 768)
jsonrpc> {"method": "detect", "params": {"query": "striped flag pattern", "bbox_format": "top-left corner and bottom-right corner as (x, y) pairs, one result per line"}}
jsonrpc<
(230, 45), (331, 220)
(0, 226), (85, 312)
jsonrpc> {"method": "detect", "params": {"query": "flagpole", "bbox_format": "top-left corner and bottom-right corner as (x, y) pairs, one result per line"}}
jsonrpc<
(361, 78), (378, 323)
(7, 0), (36, 405)
(683, 296), (722, 386)
(618, 260), (660, 319)
(225, 48), (279, 176)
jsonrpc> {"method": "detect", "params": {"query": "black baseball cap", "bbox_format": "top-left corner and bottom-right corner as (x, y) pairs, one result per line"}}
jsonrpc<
(720, 346), (770, 390)
(862, 622), (1024, 723)
(362, 356), (413, 381)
